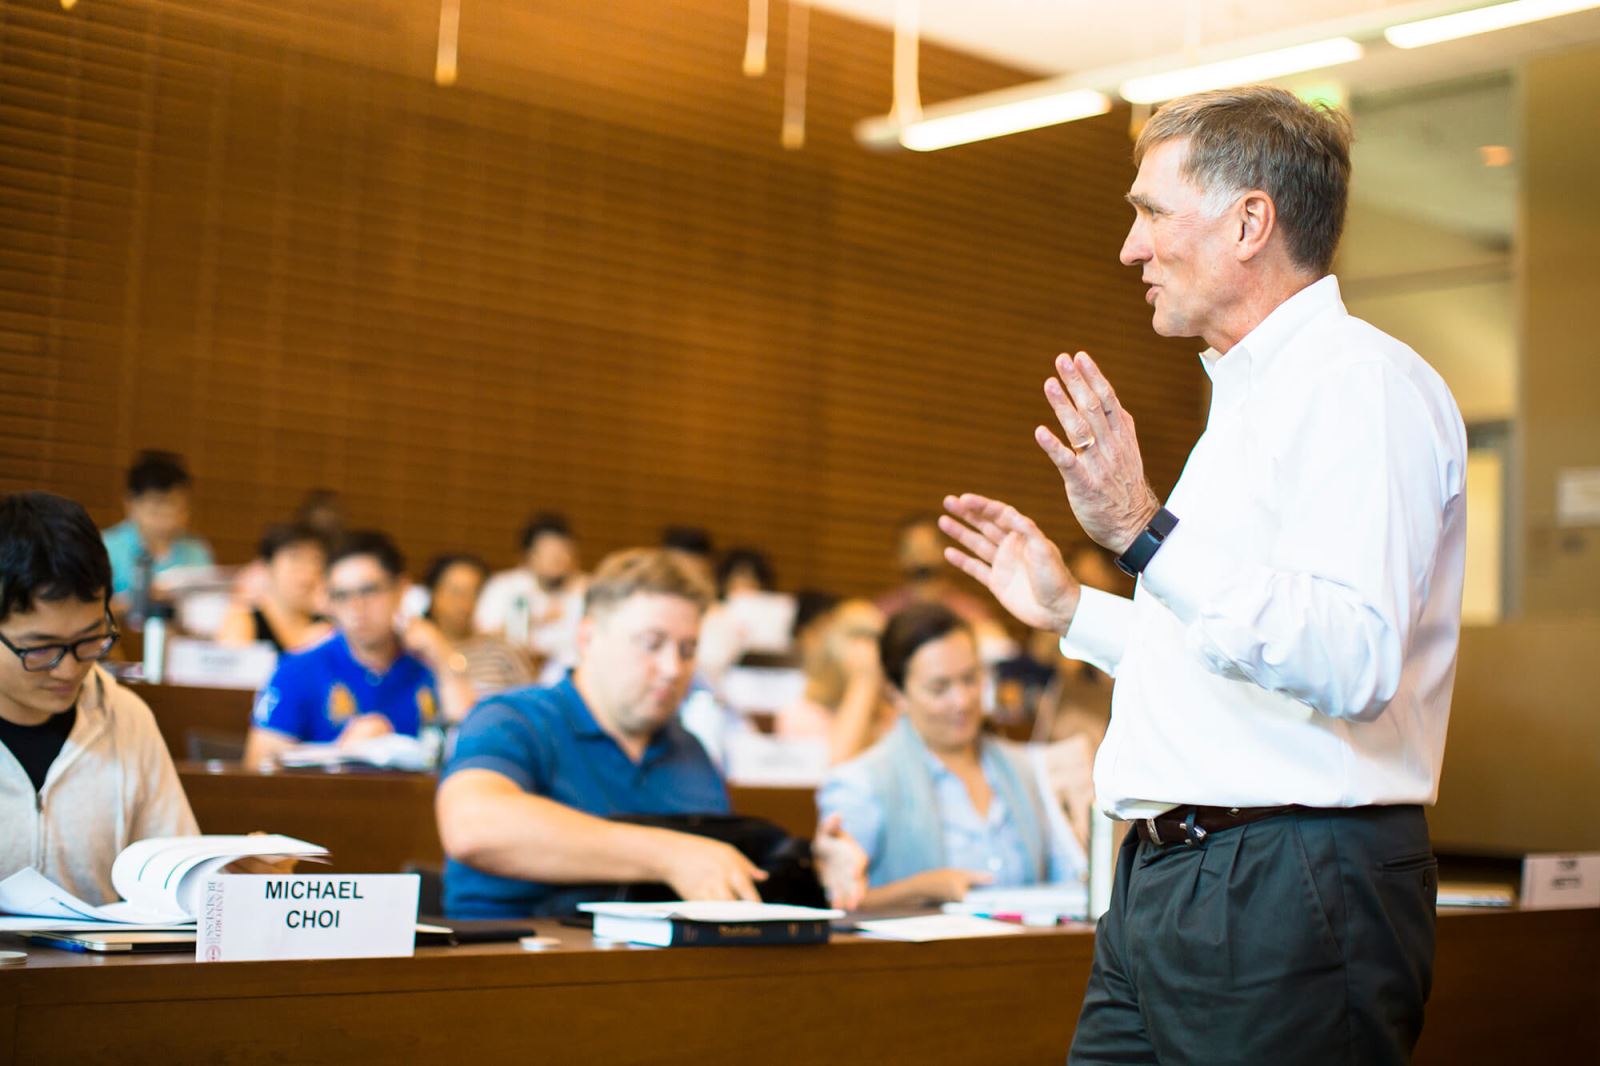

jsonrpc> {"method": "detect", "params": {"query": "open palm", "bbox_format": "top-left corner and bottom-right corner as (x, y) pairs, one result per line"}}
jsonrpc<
(940, 493), (1081, 633)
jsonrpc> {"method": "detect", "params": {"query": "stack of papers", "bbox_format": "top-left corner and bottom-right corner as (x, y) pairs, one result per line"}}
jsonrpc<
(0, 834), (326, 933)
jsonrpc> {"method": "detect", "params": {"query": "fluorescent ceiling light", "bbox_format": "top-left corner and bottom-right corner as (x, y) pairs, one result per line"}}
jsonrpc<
(1119, 37), (1364, 104)
(1384, 0), (1600, 48)
(898, 90), (1112, 151)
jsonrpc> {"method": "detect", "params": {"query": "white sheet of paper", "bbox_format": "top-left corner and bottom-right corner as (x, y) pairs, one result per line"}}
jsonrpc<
(853, 914), (1027, 942)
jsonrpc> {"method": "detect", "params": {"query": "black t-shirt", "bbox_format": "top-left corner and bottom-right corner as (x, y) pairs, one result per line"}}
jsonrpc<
(0, 705), (77, 793)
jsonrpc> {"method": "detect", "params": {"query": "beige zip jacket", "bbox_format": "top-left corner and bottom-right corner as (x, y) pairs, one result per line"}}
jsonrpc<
(0, 666), (198, 905)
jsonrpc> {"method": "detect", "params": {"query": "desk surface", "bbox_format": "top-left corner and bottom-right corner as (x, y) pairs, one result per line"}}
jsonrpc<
(2, 907), (1596, 1064)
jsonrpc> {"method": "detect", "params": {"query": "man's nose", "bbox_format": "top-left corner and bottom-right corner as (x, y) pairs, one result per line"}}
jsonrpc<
(1119, 220), (1149, 266)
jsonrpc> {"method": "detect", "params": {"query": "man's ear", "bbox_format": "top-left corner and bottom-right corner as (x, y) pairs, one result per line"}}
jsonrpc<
(1235, 190), (1277, 263)
(575, 614), (596, 657)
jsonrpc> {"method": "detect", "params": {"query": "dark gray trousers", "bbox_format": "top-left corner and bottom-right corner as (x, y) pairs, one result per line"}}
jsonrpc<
(1068, 805), (1437, 1066)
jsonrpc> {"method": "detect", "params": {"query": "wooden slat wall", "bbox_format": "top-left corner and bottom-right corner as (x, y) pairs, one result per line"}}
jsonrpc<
(0, 0), (1204, 597)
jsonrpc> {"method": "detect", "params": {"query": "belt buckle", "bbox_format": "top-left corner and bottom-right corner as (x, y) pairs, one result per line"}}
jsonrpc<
(1182, 809), (1208, 847)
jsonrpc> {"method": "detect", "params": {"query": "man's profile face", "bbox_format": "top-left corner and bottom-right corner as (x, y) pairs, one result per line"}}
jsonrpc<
(577, 593), (701, 739)
(0, 596), (109, 725)
(1119, 138), (1239, 346)
(326, 555), (403, 654)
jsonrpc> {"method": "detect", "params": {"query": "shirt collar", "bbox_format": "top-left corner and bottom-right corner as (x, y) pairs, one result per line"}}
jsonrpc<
(1198, 274), (1345, 424)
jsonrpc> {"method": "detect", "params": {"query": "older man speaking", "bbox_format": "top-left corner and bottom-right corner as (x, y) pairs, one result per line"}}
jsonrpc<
(942, 87), (1466, 1065)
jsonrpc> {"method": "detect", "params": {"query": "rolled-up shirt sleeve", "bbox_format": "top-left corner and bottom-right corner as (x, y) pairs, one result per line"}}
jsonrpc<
(1138, 360), (1462, 722)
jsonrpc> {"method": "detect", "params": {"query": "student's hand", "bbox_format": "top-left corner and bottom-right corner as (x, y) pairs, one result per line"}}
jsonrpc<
(336, 713), (395, 748)
(905, 868), (995, 905)
(812, 813), (868, 911)
(940, 495), (1082, 633)
(656, 832), (769, 902)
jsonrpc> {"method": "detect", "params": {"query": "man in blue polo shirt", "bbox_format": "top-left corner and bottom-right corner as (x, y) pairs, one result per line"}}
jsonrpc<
(437, 547), (865, 918)
(243, 531), (469, 766)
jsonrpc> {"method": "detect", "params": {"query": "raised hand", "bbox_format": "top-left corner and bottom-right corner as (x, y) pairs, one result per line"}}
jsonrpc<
(1037, 351), (1161, 554)
(940, 494), (1081, 633)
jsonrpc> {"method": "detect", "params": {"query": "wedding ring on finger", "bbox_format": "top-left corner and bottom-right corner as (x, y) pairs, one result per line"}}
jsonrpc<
(1072, 435), (1096, 452)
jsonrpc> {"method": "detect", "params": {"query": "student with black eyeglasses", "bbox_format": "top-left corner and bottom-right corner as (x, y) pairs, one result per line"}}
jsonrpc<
(0, 491), (198, 904)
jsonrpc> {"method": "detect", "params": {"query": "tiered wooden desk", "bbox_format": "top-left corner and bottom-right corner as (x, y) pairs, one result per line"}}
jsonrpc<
(2, 908), (1595, 1064)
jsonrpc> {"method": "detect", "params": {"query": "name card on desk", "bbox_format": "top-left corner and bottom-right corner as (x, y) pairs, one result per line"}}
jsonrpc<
(1520, 854), (1600, 910)
(165, 638), (279, 690)
(197, 874), (419, 962)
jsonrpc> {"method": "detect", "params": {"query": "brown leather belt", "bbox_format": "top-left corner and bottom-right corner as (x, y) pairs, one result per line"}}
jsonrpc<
(1134, 804), (1299, 848)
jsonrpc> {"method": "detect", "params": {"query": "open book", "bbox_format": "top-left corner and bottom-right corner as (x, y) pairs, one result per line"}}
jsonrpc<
(0, 835), (326, 933)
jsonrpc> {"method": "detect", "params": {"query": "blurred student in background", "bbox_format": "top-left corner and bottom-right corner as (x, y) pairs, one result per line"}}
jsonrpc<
(417, 553), (534, 698)
(776, 594), (892, 764)
(217, 523), (331, 653)
(476, 512), (585, 678)
(242, 531), (473, 765)
(100, 450), (213, 613)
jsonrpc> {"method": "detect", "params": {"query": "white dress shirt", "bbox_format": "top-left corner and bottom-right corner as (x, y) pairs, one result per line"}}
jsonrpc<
(1063, 276), (1468, 820)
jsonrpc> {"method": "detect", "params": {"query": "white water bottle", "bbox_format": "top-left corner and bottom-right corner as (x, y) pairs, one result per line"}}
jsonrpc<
(143, 602), (173, 684)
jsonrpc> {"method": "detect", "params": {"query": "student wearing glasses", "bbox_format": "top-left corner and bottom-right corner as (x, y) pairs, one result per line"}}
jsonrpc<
(0, 491), (199, 904)
(242, 531), (474, 767)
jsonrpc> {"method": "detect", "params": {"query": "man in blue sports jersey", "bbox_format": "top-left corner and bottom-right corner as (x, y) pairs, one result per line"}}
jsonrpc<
(243, 531), (471, 766)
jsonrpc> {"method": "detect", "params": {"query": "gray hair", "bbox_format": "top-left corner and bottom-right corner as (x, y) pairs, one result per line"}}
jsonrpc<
(1134, 85), (1353, 275)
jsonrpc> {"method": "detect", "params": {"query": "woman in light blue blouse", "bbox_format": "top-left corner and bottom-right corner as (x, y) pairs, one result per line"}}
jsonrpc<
(818, 602), (1072, 908)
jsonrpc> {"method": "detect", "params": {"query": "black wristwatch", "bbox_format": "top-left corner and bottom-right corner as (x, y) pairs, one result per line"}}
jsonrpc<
(1115, 506), (1179, 577)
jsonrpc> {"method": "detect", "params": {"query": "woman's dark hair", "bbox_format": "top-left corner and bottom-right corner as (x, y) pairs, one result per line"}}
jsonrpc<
(258, 522), (326, 562)
(716, 547), (775, 597)
(879, 602), (972, 690)
(126, 450), (192, 497)
(423, 553), (488, 594)
(328, 530), (406, 578)
(0, 492), (113, 622)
